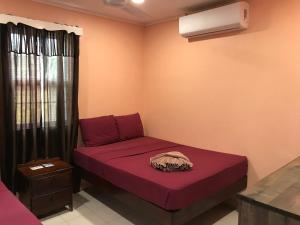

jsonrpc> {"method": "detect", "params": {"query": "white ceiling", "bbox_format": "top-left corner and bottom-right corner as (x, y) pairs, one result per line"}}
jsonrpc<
(32, 0), (225, 26)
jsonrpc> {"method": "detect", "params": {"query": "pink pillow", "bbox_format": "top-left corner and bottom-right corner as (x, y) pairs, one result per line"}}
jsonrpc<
(115, 113), (144, 141)
(80, 115), (120, 147)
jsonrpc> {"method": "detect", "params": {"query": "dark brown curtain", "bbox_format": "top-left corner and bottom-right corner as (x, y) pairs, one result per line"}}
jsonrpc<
(0, 23), (79, 191)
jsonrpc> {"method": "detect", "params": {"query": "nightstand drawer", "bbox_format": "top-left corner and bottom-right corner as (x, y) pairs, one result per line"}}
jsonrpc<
(32, 188), (72, 216)
(32, 171), (72, 196)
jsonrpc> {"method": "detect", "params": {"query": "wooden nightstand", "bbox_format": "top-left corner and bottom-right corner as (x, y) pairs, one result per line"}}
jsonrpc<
(18, 158), (73, 217)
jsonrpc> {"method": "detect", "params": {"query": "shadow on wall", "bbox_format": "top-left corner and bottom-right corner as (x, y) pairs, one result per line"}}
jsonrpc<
(77, 127), (84, 147)
(247, 161), (260, 187)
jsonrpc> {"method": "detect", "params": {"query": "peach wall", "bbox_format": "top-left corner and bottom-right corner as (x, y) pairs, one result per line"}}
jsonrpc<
(1, 0), (299, 185)
(142, 0), (300, 185)
(0, 0), (144, 118)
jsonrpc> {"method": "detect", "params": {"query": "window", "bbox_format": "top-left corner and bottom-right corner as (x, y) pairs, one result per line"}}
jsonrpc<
(0, 22), (79, 190)
(11, 54), (56, 128)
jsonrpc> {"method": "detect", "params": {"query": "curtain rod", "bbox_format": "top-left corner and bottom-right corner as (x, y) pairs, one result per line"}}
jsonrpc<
(0, 14), (83, 35)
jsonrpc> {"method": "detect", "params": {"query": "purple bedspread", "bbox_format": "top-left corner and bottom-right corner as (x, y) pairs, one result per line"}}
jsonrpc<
(0, 182), (42, 225)
(74, 137), (247, 210)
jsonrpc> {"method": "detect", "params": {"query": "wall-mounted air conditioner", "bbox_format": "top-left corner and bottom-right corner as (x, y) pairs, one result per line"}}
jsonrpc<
(179, 1), (250, 38)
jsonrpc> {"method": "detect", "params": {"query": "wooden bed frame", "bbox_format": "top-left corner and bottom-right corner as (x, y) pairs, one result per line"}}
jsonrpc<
(74, 166), (247, 225)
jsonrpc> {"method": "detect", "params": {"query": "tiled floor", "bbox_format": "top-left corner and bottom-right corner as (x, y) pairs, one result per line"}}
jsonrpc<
(41, 187), (238, 225)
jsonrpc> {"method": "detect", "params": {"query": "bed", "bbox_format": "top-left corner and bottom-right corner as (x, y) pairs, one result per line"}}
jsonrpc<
(0, 182), (42, 225)
(73, 114), (248, 225)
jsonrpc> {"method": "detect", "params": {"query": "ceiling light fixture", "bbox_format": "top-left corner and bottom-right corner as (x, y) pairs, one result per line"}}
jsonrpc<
(131, 0), (145, 4)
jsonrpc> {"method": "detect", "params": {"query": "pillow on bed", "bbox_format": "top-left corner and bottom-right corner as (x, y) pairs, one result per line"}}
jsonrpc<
(80, 115), (120, 147)
(115, 113), (144, 140)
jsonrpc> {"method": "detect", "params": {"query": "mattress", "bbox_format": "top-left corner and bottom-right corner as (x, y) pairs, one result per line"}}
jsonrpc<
(0, 182), (42, 225)
(74, 137), (247, 210)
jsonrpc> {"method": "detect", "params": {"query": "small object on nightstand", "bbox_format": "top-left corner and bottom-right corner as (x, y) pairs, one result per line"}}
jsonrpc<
(42, 163), (55, 168)
(30, 165), (44, 170)
(18, 157), (73, 217)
